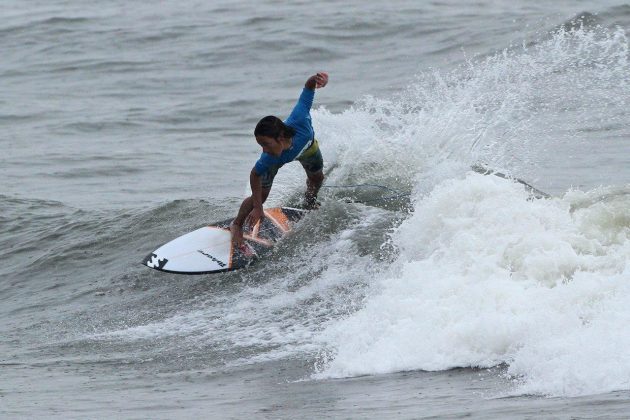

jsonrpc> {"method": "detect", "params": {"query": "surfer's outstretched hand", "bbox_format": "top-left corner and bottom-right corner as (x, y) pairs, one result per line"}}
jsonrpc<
(306, 72), (328, 90)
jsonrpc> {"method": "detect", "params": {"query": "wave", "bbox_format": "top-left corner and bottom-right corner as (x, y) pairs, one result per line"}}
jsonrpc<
(306, 24), (630, 397)
(45, 23), (630, 398)
(314, 175), (630, 397)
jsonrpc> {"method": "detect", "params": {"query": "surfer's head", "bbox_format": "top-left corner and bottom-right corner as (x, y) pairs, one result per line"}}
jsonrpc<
(254, 116), (295, 156)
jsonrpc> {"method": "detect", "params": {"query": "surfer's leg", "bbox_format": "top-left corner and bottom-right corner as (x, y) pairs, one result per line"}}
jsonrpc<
(235, 164), (276, 223)
(231, 187), (271, 246)
(232, 165), (278, 246)
(298, 142), (324, 209)
(304, 170), (323, 209)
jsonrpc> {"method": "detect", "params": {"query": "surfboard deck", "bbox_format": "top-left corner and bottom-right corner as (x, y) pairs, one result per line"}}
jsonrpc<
(143, 207), (307, 275)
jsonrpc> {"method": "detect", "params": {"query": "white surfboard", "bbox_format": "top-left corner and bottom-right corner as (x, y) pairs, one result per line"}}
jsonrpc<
(143, 207), (307, 274)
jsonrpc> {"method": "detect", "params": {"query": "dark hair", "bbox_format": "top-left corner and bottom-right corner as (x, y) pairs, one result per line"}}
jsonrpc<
(254, 116), (296, 139)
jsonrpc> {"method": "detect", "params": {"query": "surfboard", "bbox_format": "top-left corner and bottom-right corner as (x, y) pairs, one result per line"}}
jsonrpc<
(143, 207), (307, 274)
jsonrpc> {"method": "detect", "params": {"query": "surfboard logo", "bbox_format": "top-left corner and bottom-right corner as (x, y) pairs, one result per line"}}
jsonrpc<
(197, 250), (226, 268)
(145, 253), (168, 269)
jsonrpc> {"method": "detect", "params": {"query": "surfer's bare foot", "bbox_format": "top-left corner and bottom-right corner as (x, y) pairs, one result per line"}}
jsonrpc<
(230, 222), (244, 247)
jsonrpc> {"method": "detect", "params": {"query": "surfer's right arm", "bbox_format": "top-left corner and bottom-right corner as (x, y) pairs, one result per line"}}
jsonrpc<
(248, 169), (265, 226)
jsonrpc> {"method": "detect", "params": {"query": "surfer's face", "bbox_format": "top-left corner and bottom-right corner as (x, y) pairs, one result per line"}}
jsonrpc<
(256, 135), (285, 157)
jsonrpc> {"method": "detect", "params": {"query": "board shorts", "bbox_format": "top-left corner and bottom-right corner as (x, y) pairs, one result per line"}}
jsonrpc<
(260, 139), (323, 189)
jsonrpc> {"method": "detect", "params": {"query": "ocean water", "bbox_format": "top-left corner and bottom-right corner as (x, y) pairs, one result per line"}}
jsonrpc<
(2, 0), (629, 418)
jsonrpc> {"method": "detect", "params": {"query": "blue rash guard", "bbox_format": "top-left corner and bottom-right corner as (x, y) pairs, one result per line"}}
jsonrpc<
(253, 87), (315, 176)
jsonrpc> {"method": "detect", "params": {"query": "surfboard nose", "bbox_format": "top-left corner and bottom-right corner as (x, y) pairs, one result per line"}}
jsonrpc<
(142, 252), (168, 270)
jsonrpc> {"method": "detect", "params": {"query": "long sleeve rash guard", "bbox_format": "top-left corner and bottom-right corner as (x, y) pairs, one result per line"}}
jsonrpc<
(253, 88), (315, 176)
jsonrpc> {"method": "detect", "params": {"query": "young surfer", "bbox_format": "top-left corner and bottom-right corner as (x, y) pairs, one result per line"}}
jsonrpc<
(230, 72), (329, 247)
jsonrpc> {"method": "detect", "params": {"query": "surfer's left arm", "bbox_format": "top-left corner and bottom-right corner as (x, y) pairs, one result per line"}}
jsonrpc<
(305, 72), (328, 90)
(287, 72), (328, 122)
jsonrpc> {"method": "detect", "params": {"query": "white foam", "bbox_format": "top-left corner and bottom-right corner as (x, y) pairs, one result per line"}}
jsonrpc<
(314, 173), (630, 397)
(309, 26), (630, 397)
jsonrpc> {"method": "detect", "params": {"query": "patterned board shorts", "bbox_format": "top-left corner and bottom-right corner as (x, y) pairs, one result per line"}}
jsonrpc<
(260, 139), (323, 189)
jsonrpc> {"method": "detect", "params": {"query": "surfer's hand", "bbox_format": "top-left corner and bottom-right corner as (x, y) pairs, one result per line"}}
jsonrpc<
(230, 222), (244, 247)
(306, 72), (328, 90)
(315, 72), (328, 88)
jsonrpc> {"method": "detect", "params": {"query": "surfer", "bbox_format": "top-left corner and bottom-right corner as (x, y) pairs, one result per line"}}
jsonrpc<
(230, 72), (329, 247)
